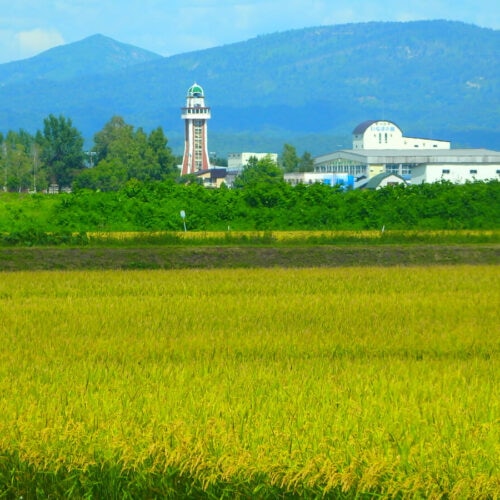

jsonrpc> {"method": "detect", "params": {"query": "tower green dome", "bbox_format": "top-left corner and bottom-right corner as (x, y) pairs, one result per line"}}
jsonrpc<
(187, 83), (204, 97)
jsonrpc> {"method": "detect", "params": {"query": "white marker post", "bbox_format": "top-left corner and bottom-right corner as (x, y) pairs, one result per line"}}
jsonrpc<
(180, 210), (187, 232)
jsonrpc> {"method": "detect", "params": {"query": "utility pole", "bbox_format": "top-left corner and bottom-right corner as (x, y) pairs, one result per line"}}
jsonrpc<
(2, 142), (7, 192)
(32, 144), (38, 193)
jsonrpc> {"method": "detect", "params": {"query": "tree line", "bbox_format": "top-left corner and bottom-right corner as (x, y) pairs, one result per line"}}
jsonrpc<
(1, 114), (499, 237)
(0, 114), (314, 193)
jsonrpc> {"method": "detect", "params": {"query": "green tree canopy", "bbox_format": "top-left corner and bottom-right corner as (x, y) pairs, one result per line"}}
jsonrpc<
(84, 116), (177, 189)
(0, 130), (46, 192)
(233, 155), (284, 189)
(281, 143), (299, 172)
(298, 151), (314, 172)
(37, 114), (85, 188)
(93, 115), (134, 164)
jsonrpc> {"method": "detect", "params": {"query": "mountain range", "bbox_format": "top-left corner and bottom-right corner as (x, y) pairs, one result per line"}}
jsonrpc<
(0, 20), (498, 156)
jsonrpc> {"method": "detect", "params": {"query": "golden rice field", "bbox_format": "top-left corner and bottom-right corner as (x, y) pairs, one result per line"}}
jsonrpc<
(83, 228), (499, 244)
(0, 266), (499, 498)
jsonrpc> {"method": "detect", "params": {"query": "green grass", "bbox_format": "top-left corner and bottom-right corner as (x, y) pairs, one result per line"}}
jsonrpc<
(1, 229), (499, 248)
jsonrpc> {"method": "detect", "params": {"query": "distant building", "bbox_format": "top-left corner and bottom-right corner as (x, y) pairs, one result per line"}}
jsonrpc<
(284, 172), (355, 189)
(181, 83), (211, 175)
(352, 120), (450, 150)
(195, 168), (227, 188)
(410, 151), (500, 184)
(314, 120), (500, 185)
(357, 172), (407, 190)
(227, 152), (278, 172)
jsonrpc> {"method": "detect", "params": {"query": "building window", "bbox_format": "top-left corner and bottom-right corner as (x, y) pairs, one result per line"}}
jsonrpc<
(442, 169), (450, 174)
(470, 169), (477, 174)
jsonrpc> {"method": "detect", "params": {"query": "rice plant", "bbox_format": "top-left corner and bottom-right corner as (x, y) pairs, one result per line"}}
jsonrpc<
(0, 266), (498, 497)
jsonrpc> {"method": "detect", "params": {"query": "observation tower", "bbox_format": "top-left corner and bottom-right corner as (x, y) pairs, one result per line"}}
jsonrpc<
(181, 83), (211, 175)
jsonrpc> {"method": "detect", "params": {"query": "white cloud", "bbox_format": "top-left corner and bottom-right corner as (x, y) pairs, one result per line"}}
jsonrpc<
(15, 28), (65, 58)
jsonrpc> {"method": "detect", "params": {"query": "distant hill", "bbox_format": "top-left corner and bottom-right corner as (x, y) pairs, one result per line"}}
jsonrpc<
(0, 21), (498, 156)
(0, 34), (162, 85)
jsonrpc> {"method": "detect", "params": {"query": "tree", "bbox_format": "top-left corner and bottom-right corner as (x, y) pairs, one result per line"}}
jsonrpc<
(281, 143), (299, 172)
(147, 126), (177, 177)
(233, 155), (284, 189)
(87, 117), (178, 188)
(0, 130), (46, 192)
(72, 158), (128, 192)
(93, 115), (133, 164)
(298, 151), (314, 172)
(37, 114), (85, 188)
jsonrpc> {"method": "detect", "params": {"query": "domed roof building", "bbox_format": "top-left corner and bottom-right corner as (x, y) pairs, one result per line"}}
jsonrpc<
(352, 119), (449, 150)
(312, 119), (500, 185)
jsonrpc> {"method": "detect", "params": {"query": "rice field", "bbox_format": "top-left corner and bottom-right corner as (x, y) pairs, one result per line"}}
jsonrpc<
(0, 266), (499, 497)
(82, 229), (499, 246)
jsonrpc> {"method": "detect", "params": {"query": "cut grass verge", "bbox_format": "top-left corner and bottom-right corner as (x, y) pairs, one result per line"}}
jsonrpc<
(0, 244), (498, 271)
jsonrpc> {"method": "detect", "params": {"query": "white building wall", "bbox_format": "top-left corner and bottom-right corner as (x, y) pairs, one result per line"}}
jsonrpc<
(284, 172), (355, 188)
(411, 164), (500, 184)
(285, 172), (333, 185)
(227, 152), (278, 171)
(401, 137), (450, 149)
(353, 120), (450, 150)
(354, 121), (404, 149)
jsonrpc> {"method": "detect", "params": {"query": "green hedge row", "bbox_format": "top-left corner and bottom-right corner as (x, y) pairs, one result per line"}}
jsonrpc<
(0, 180), (499, 238)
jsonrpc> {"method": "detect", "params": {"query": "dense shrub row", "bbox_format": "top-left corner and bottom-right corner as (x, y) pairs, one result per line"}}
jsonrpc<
(0, 179), (499, 237)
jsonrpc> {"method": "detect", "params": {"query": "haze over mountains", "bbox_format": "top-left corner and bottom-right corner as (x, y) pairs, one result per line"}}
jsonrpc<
(0, 20), (498, 156)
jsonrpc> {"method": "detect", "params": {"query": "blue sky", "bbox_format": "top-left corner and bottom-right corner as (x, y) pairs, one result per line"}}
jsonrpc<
(1, 0), (498, 64)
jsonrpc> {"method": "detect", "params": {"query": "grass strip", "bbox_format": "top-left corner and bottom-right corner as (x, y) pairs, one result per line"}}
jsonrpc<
(0, 244), (498, 271)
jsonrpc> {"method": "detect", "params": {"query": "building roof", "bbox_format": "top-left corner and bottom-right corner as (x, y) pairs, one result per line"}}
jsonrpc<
(352, 119), (400, 134)
(195, 168), (227, 179)
(362, 172), (406, 189)
(315, 148), (500, 165)
(187, 83), (204, 97)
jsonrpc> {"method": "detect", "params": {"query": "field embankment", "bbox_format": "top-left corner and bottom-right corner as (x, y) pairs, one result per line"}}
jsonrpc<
(0, 243), (499, 271)
(0, 230), (499, 270)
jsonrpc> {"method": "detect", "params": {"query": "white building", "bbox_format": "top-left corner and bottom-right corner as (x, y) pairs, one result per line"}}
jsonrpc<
(284, 172), (355, 189)
(410, 150), (500, 184)
(227, 152), (278, 171)
(352, 120), (450, 150)
(358, 172), (407, 190)
(315, 120), (500, 185)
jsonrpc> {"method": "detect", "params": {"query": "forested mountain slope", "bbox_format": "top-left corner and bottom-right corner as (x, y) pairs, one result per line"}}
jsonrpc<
(0, 21), (498, 154)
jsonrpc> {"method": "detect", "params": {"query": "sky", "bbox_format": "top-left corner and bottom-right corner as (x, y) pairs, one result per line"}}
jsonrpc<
(0, 0), (498, 64)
